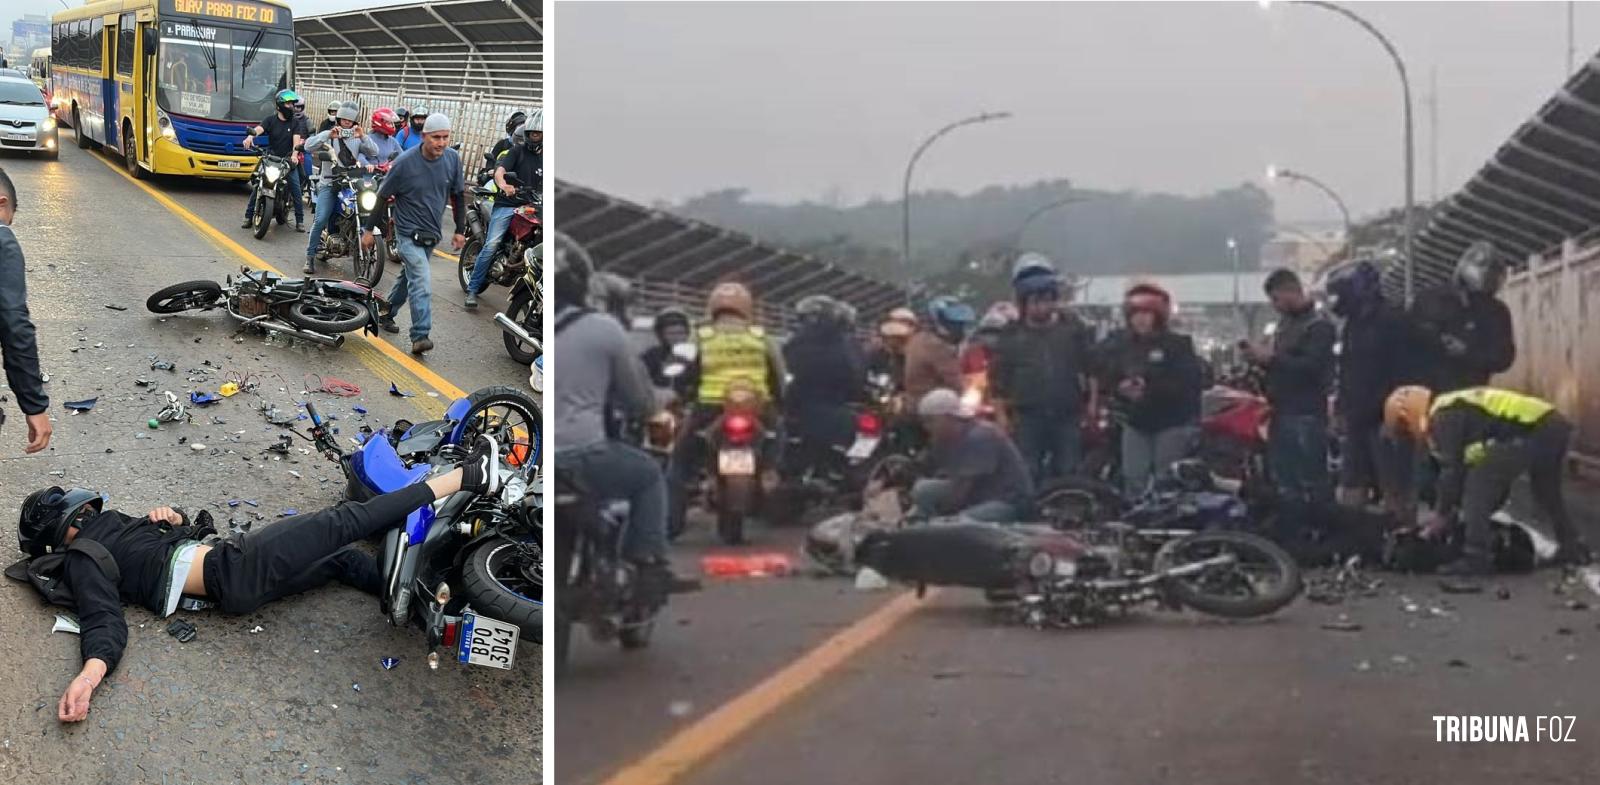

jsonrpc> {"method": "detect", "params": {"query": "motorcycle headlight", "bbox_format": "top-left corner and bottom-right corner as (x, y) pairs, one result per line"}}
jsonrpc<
(358, 190), (378, 212)
(262, 164), (282, 183)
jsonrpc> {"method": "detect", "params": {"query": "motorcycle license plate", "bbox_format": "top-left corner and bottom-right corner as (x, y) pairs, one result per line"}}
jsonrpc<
(846, 436), (880, 461)
(718, 448), (756, 476)
(217, 160), (242, 170)
(456, 612), (519, 670)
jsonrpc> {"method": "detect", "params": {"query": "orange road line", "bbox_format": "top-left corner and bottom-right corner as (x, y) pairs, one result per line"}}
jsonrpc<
(598, 589), (935, 785)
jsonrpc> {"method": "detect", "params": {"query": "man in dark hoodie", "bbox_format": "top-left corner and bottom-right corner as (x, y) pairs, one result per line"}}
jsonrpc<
(1245, 268), (1337, 540)
(1409, 240), (1515, 394)
(0, 166), (51, 453)
(1325, 261), (1418, 512)
(1095, 281), (1203, 497)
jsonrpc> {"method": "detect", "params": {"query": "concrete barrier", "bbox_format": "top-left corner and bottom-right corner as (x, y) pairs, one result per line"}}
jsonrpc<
(1499, 237), (1600, 466)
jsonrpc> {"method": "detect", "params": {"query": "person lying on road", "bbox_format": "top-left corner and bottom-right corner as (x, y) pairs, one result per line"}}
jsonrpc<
(909, 388), (1035, 523)
(9, 437), (503, 723)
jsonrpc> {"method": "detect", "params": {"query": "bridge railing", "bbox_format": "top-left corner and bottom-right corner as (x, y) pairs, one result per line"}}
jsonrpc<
(1500, 237), (1600, 468)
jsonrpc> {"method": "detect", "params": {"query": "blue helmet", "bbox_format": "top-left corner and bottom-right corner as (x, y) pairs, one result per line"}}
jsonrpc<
(1325, 260), (1381, 317)
(926, 296), (976, 342)
(1011, 252), (1060, 300)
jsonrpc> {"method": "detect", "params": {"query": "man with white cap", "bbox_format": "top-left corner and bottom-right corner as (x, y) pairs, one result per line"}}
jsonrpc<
(363, 112), (466, 355)
(909, 387), (1035, 522)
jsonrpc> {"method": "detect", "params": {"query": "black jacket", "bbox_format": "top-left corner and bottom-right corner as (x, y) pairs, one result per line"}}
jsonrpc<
(1410, 285), (1515, 393)
(0, 225), (47, 417)
(1263, 307), (1335, 417)
(1094, 328), (1203, 433)
(990, 313), (1095, 413)
(1337, 302), (1421, 427)
(784, 323), (866, 409)
(59, 510), (213, 675)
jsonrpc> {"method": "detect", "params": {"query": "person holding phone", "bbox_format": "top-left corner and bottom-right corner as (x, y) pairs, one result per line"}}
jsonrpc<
(302, 103), (380, 275)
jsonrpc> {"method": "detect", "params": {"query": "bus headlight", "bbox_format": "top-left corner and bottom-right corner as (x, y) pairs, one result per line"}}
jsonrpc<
(358, 190), (378, 212)
(262, 164), (282, 183)
(156, 108), (176, 139)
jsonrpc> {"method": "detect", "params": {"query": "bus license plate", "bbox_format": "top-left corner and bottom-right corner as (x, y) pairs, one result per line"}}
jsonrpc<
(846, 436), (880, 461)
(456, 612), (519, 670)
(718, 448), (756, 476)
(217, 160), (242, 170)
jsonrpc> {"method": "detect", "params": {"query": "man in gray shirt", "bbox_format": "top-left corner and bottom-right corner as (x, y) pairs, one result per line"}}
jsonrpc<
(0, 167), (51, 454)
(910, 388), (1035, 522)
(362, 113), (465, 355)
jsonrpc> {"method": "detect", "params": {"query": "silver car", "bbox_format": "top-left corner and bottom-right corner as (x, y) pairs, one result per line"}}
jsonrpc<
(0, 76), (58, 159)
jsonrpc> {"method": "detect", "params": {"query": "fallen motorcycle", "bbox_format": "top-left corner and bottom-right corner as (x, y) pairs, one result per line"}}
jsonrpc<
(303, 388), (543, 668)
(145, 268), (383, 348)
(856, 518), (1302, 629)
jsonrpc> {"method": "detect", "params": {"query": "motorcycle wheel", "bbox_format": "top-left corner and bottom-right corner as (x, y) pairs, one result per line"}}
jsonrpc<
(457, 239), (484, 293)
(354, 235), (387, 290)
(454, 386), (542, 468)
(461, 537), (542, 642)
(618, 607), (654, 650)
(717, 475), (755, 545)
(502, 287), (541, 366)
(146, 280), (223, 313)
(1153, 530), (1303, 619)
(252, 194), (273, 239)
(283, 294), (370, 334)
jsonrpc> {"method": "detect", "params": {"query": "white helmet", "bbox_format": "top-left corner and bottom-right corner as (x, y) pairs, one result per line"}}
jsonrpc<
(525, 108), (542, 133)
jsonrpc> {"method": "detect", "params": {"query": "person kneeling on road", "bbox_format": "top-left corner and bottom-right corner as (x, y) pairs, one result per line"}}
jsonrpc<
(909, 388), (1035, 522)
(1384, 385), (1592, 576)
(10, 439), (503, 723)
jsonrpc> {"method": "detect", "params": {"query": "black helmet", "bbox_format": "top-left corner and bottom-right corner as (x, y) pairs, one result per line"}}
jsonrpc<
(653, 306), (691, 336)
(794, 295), (855, 329)
(1454, 240), (1506, 296)
(553, 232), (594, 308)
(505, 110), (528, 136)
(591, 272), (633, 323)
(19, 486), (102, 557)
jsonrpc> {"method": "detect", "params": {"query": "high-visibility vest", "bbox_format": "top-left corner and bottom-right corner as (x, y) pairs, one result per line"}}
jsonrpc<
(697, 324), (769, 404)
(1430, 387), (1554, 465)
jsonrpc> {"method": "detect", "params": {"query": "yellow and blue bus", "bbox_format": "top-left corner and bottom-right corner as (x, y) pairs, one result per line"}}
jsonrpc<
(30, 48), (51, 97)
(50, 0), (294, 180)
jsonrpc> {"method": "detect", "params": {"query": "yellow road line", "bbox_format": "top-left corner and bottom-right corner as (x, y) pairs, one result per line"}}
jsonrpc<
(89, 150), (468, 405)
(434, 249), (459, 262)
(599, 589), (935, 785)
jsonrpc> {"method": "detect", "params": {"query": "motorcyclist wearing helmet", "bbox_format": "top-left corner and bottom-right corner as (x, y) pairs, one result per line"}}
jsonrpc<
(990, 252), (1096, 483)
(782, 295), (867, 480)
(641, 307), (693, 389)
(904, 296), (972, 407)
(466, 111), (543, 309)
(1324, 260), (1419, 511)
(1409, 240), (1516, 394)
(239, 89), (307, 233)
(367, 107), (404, 164)
(552, 238), (679, 578)
(1383, 385), (1590, 575)
(665, 281), (788, 534)
(1093, 281), (1203, 497)
(301, 102), (381, 275)
(865, 307), (917, 391)
(489, 109), (529, 163)
(10, 448), (502, 723)
(396, 105), (430, 151)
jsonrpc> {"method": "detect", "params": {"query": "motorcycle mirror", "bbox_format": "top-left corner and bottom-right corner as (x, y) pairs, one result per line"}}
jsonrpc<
(671, 342), (698, 362)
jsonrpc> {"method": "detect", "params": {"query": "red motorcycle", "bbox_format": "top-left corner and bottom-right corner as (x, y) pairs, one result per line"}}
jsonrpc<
(457, 174), (540, 296)
(1199, 383), (1271, 500)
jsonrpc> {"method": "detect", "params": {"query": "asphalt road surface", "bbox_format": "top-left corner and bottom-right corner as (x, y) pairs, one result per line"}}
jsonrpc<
(559, 479), (1600, 784)
(0, 142), (539, 785)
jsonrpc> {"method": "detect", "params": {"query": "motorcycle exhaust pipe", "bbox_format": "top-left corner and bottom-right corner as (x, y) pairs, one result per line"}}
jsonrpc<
(494, 312), (542, 352)
(261, 319), (346, 348)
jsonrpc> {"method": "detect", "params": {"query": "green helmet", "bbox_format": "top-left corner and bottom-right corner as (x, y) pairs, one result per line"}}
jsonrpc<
(275, 89), (300, 109)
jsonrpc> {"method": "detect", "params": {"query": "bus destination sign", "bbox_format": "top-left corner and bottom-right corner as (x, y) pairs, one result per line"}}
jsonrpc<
(163, 0), (288, 26)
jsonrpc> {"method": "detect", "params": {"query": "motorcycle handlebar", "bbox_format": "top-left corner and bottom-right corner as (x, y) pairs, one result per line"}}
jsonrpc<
(305, 401), (324, 427)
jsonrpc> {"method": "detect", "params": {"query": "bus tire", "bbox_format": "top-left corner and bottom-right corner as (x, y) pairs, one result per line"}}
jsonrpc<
(74, 107), (91, 150)
(123, 121), (144, 179)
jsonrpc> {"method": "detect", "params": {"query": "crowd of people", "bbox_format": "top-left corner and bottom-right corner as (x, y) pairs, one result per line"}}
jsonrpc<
(554, 233), (1592, 583)
(238, 92), (544, 356)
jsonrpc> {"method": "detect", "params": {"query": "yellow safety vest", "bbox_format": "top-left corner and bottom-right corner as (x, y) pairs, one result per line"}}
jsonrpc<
(1430, 387), (1554, 466)
(698, 324), (770, 404)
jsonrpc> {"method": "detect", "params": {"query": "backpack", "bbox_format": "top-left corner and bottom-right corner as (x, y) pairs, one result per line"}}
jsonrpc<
(3, 538), (121, 609)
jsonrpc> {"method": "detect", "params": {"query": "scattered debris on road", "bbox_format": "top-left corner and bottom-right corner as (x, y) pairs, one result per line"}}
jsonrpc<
(63, 398), (97, 413)
(166, 619), (197, 643)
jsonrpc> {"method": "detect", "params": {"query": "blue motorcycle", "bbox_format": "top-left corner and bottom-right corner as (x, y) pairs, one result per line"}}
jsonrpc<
(312, 154), (393, 288)
(305, 385), (542, 670)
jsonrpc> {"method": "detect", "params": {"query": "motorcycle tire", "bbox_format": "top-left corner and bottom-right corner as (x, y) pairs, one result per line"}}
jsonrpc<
(283, 295), (371, 334)
(453, 386), (542, 466)
(354, 236), (387, 290)
(253, 194), (273, 239)
(1153, 530), (1302, 619)
(618, 608), (654, 650)
(502, 287), (541, 366)
(274, 197), (287, 226)
(461, 537), (542, 642)
(717, 475), (756, 545)
(457, 239), (484, 293)
(146, 280), (224, 314)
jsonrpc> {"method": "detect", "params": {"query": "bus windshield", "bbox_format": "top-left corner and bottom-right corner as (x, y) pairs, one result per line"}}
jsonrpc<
(157, 20), (292, 123)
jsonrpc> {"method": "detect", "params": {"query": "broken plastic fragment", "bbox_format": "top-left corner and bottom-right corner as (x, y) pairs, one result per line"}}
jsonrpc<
(227, 500), (241, 507)
(190, 443), (207, 451)
(381, 657), (399, 670)
(248, 625), (264, 634)
(352, 683), (361, 693)
(219, 382), (240, 397)
(352, 405), (367, 414)
(151, 360), (175, 372)
(389, 382), (413, 398)
(63, 398), (97, 413)
(280, 509), (297, 517)
(189, 391), (222, 406)
(53, 614), (81, 635)
(105, 304), (128, 311)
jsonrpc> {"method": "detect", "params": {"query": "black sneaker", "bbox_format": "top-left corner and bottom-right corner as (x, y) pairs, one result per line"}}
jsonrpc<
(241, 219), (254, 229)
(294, 221), (306, 233)
(460, 434), (501, 496)
(463, 292), (478, 309)
(378, 317), (399, 334)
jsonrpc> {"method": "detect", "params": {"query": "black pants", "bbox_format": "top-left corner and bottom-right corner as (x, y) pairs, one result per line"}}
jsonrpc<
(202, 483), (434, 614)
(1459, 416), (1580, 556)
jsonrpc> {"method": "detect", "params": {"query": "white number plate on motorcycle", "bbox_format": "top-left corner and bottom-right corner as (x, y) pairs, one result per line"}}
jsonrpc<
(217, 160), (242, 169)
(846, 436), (880, 461)
(456, 612), (519, 670)
(718, 448), (756, 476)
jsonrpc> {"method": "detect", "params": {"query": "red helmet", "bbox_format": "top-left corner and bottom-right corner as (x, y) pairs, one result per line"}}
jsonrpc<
(370, 107), (399, 136)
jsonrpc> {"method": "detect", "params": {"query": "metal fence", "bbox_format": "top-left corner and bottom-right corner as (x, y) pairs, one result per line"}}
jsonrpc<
(1499, 237), (1600, 468)
(290, 85), (530, 175)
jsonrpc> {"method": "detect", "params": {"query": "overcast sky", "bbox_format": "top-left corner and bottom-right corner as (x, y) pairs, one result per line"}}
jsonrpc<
(556, 1), (1599, 225)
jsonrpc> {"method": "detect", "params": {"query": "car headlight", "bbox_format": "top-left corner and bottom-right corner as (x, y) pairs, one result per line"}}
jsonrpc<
(263, 164), (282, 183)
(40, 117), (55, 132)
(358, 190), (378, 212)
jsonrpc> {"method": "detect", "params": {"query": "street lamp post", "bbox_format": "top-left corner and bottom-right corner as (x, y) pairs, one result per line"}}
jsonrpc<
(1267, 165), (1353, 258)
(1228, 236), (1243, 332)
(901, 111), (1013, 274)
(1267, 0), (1415, 304)
(1011, 195), (1091, 250)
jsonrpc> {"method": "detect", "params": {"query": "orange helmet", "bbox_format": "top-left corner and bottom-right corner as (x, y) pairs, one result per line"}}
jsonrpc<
(1383, 385), (1434, 440)
(706, 282), (754, 321)
(879, 307), (918, 338)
